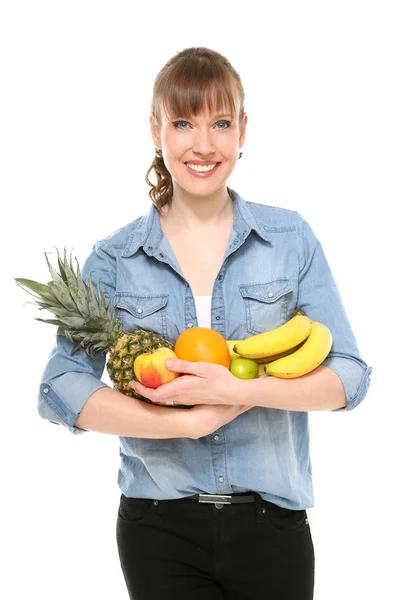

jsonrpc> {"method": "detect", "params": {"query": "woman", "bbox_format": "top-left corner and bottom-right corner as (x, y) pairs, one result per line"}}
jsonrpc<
(37, 47), (372, 599)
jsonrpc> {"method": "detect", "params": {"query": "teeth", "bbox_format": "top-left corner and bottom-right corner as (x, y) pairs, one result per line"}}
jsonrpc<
(187, 163), (218, 172)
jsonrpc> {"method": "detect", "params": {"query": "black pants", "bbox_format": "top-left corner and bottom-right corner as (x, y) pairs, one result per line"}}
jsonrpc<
(116, 492), (315, 599)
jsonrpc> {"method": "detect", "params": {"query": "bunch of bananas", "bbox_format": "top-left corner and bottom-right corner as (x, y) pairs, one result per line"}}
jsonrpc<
(227, 311), (332, 379)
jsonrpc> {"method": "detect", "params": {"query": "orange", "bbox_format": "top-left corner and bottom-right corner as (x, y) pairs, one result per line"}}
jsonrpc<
(174, 327), (231, 368)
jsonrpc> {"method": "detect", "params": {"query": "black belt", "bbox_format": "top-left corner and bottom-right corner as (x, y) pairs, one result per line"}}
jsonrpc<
(186, 493), (256, 505)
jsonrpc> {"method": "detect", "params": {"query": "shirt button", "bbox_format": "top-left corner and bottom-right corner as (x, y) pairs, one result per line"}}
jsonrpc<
(43, 388), (49, 394)
(187, 323), (193, 328)
(137, 308), (143, 314)
(218, 476), (224, 483)
(218, 275), (223, 281)
(215, 315), (221, 320)
(152, 500), (159, 506)
(159, 252), (165, 258)
(213, 435), (220, 441)
(233, 239), (239, 245)
(267, 292), (273, 298)
(368, 373), (372, 380)
(147, 246), (153, 251)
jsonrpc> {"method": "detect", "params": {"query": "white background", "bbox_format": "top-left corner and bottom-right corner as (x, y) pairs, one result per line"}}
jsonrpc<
(2, 1), (399, 599)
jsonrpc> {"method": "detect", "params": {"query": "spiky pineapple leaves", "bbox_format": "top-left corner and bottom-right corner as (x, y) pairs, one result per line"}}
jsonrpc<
(15, 247), (122, 359)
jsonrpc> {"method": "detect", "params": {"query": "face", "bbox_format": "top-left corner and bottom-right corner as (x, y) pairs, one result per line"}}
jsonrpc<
(150, 103), (247, 198)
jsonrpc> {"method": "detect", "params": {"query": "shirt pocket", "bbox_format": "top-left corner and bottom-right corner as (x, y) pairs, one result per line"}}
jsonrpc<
(239, 279), (294, 335)
(113, 293), (171, 340)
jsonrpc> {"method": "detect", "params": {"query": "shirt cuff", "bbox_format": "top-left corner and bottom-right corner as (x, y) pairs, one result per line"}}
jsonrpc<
(322, 355), (373, 411)
(39, 372), (110, 434)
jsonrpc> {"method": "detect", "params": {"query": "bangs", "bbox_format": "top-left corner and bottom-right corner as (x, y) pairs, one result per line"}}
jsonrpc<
(155, 59), (240, 122)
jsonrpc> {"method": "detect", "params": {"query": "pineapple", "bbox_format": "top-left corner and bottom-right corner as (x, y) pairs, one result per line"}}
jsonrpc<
(15, 248), (190, 408)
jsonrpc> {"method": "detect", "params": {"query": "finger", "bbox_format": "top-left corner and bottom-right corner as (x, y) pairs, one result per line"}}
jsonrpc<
(165, 358), (208, 376)
(151, 380), (185, 404)
(128, 379), (155, 402)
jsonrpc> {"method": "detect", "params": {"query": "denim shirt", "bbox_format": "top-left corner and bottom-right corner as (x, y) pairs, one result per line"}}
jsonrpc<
(38, 188), (372, 509)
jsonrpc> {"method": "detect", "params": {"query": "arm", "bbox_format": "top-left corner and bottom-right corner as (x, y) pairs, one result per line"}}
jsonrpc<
(242, 366), (347, 411)
(37, 241), (117, 434)
(75, 387), (193, 438)
(242, 215), (372, 412)
(37, 240), (162, 436)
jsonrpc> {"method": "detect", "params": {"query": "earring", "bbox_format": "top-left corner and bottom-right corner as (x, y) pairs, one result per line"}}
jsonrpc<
(239, 151), (243, 159)
(155, 149), (163, 159)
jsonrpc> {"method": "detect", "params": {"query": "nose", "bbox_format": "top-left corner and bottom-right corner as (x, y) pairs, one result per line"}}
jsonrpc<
(192, 127), (216, 156)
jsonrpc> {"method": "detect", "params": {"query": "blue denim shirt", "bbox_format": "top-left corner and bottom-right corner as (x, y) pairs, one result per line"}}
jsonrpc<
(38, 188), (372, 509)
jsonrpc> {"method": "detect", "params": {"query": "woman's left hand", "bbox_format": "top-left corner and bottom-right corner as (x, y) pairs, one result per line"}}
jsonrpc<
(128, 359), (247, 406)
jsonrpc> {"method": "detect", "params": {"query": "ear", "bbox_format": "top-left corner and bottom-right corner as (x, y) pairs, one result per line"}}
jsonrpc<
(239, 113), (248, 149)
(150, 115), (161, 150)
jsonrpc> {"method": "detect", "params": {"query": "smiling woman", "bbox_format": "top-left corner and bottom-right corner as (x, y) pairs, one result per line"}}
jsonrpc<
(145, 47), (247, 209)
(30, 45), (372, 600)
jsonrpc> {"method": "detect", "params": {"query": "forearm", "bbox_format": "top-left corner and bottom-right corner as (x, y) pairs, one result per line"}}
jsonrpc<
(75, 387), (193, 438)
(242, 365), (346, 411)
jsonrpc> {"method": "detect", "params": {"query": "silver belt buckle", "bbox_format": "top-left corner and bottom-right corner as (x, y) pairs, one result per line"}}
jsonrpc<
(198, 494), (232, 505)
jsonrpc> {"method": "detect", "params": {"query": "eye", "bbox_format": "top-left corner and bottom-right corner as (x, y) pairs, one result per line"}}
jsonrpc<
(172, 120), (190, 129)
(216, 121), (231, 129)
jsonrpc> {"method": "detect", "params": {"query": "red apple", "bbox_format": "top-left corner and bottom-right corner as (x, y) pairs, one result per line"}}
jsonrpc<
(133, 347), (180, 388)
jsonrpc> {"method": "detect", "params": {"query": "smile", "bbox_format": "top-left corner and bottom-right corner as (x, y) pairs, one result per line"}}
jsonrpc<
(185, 162), (221, 178)
(186, 163), (219, 172)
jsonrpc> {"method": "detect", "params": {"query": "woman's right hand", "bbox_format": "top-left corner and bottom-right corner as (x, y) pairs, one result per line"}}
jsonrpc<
(184, 403), (253, 439)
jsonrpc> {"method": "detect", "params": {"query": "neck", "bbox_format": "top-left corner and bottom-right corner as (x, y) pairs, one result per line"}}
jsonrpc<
(160, 185), (233, 233)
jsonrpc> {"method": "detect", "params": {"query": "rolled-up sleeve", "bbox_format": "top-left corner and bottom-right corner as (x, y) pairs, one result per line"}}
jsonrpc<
(38, 241), (116, 434)
(296, 214), (372, 411)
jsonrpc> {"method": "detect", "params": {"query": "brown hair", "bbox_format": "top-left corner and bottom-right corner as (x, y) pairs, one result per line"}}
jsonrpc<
(145, 47), (245, 211)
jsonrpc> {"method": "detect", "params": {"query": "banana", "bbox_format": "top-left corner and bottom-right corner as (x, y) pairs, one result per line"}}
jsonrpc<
(258, 363), (268, 376)
(226, 340), (241, 359)
(264, 321), (332, 378)
(256, 341), (308, 375)
(233, 314), (312, 360)
(228, 339), (304, 363)
(254, 340), (307, 364)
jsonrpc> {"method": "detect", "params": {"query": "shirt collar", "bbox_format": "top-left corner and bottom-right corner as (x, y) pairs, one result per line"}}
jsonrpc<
(122, 187), (271, 258)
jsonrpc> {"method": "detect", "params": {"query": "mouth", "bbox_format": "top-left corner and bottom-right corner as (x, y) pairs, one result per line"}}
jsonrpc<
(184, 162), (221, 177)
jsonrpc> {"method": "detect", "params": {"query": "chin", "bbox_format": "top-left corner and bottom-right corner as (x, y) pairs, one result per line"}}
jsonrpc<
(185, 184), (225, 198)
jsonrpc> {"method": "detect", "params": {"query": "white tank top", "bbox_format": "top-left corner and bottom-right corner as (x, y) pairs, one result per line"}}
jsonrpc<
(193, 295), (212, 329)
